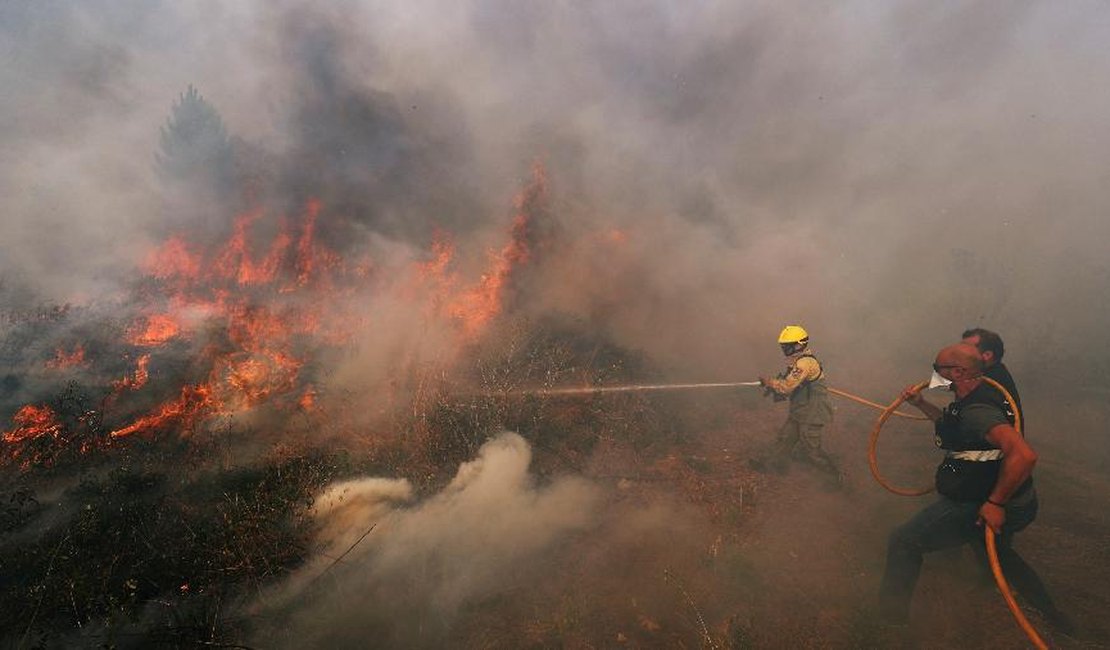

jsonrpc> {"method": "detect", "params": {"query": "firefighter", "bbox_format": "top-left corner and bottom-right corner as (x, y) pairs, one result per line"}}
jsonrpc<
(749, 325), (841, 487)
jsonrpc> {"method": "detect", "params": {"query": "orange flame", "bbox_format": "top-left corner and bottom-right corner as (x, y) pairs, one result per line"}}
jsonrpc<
(435, 162), (547, 339)
(103, 199), (353, 439)
(127, 314), (181, 347)
(3, 404), (63, 444)
(112, 354), (150, 392)
(213, 209), (294, 286)
(109, 384), (215, 439)
(144, 236), (202, 282)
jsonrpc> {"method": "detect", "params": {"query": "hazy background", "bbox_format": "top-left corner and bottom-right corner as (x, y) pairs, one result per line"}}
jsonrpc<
(4, 0), (1109, 391)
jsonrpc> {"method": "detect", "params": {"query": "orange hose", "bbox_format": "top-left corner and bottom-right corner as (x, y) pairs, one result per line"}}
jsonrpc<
(828, 386), (930, 420)
(866, 380), (933, 496)
(870, 377), (1050, 648)
(986, 526), (1050, 649)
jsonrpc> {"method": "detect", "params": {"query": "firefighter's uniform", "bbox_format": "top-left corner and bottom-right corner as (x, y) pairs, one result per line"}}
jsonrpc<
(752, 342), (840, 480)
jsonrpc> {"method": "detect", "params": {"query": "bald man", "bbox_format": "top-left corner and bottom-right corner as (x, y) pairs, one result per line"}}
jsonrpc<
(878, 344), (1070, 633)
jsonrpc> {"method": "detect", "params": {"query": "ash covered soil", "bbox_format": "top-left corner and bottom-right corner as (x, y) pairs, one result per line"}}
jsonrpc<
(450, 389), (1110, 650)
(3, 386), (1108, 649)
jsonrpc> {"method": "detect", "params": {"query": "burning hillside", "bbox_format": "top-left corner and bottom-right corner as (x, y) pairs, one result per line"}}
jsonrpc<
(0, 161), (553, 471)
(0, 106), (679, 645)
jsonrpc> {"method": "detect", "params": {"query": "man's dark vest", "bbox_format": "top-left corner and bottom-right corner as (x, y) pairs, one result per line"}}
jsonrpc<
(986, 363), (1024, 431)
(933, 382), (1031, 502)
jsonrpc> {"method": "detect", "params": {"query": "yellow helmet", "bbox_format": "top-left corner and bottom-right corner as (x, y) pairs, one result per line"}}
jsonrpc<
(777, 325), (809, 345)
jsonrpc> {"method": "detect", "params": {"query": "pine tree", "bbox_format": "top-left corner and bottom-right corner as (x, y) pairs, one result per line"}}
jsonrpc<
(156, 85), (233, 194)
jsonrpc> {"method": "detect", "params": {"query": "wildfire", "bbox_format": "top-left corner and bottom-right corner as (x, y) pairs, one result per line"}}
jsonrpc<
(4, 163), (553, 462)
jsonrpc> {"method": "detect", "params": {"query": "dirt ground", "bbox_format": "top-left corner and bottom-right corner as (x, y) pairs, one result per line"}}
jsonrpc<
(452, 389), (1110, 649)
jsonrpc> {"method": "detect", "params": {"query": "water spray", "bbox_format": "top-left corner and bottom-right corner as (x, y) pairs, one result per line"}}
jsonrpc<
(493, 381), (762, 396)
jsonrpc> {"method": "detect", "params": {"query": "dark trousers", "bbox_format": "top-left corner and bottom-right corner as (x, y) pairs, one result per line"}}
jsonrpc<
(878, 489), (1056, 623)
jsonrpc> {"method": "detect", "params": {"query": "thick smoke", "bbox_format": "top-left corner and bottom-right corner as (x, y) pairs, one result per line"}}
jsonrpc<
(4, 1), (1110, 389)
(254, 432), (601, 647)
(4, 2), (1110, 646)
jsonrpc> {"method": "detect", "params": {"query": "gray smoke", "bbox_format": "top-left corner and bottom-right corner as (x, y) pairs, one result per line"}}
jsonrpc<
(3, 1), (1109, 389)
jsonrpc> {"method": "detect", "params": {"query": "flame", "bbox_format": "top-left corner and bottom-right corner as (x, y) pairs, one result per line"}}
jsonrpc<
(109, 384), (215, 438)
(127, 314), (181, 346)
(417, 163), (547, 340)
(112, 354), (151, 392)
(102, 198), (352, 440)
(144, 236), (202, 282)
(219, 351), (302, 408)
(45, 345), (87, 369)
(211, 208), (291, 285)
(298, 386), (317, 411)
(294, 199), (341, 289)
(3, 404), (63, 444)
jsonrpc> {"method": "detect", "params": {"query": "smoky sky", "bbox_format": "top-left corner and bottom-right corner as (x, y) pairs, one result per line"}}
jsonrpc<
(3, 0), (1110, 385)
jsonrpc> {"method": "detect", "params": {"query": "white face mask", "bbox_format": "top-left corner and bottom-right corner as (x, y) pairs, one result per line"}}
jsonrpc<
(928, 370), (953, 390)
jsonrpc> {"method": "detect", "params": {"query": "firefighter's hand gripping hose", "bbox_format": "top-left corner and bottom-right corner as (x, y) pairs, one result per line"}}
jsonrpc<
(869, 378), (1049, 649)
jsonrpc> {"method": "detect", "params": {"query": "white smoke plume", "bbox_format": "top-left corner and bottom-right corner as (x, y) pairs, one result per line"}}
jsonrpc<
(253, 432), (601, 647)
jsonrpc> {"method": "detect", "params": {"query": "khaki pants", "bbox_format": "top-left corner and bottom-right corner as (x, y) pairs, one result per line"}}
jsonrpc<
(761, 417), (839, 475)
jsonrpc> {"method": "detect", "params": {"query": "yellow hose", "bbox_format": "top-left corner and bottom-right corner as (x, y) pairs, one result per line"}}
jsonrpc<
(869, 376), (1049, 649)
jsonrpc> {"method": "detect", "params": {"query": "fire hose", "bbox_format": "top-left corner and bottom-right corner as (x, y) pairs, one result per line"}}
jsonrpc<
(499, 382), (930, 421)
(868, 378), (1049, 650)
